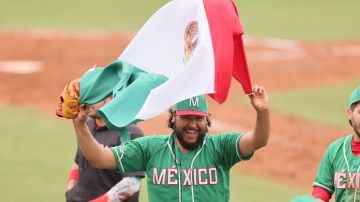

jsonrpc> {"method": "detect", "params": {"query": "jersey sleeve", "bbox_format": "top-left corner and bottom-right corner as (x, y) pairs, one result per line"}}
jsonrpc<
(213, 132), (253, 169)
(111, 136), (150, 173)
(312, 186), (331, 202)
(312, 146), (335, 194)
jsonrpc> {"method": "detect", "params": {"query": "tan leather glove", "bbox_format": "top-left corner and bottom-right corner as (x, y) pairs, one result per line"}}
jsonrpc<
(55, 79), (80, 119)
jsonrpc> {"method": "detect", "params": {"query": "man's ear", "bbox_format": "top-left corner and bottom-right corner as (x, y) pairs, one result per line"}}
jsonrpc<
(206, 117), (211, 127)
(348, 108), (353, 126)
(347, 108), (352, 120)
(171, 115), (176, 123)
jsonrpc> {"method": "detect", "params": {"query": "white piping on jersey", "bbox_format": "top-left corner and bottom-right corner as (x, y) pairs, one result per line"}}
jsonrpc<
(343, 136), (351, 174)
(343, 136), (351, 199)
(313, 182), (334, 194)
(312, 182), (334, 193)
(167, 141), (180, 165)
(190, 136), (207, 202)
(235, 134), (243, 160)
(342, 135), (360, 202)
(166, 135), (208, 202)
(114, 144), (125, 173)
(167, 140), (182, 202)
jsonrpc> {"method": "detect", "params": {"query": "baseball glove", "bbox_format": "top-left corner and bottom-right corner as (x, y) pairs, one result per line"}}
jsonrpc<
(56, 79), (80, 119)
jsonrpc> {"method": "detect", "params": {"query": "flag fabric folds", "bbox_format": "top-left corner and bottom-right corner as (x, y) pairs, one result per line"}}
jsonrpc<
(79, 0), (252, 130)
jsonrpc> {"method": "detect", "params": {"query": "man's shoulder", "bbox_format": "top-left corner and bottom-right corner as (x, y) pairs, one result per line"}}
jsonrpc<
(329, 135), (351, 147)
(131, 133), (169, 143)
(131, 134), (171, 152)
(206, 132), (245, 140)
(326, 135), (352, 153)
(136, 134), (170, 143)
(204, 132), (245, 149)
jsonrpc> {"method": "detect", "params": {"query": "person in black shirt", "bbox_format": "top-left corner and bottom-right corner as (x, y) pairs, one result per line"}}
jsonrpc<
(66, 97), (145, 202)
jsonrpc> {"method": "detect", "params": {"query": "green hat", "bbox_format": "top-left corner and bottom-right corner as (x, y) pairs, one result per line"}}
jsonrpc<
(349, 86), (360, 107)
(174, 95), (209, 117)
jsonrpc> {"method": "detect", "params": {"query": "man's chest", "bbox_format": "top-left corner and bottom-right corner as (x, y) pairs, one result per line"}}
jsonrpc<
(333, 154), (360, 190)
(146, 150), (222, 186)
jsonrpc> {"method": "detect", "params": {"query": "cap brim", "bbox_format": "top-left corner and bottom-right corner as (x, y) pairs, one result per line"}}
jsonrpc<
(175, 110), (209, 117)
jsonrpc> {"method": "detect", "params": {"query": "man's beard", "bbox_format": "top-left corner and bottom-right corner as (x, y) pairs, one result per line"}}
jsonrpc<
(352, 121), (360, 138)
(173, 124), (207, 150)
(349, 116), (360, 138)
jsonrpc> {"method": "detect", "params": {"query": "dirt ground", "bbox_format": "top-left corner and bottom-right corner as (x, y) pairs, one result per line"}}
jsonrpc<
(1, 30), (359, 188)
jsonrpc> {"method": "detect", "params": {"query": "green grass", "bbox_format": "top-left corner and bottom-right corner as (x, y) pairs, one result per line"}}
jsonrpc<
(229, 170), (307, 202)
(0, 106), (76, 202)
(1, 105), (307, 201)
(270, 80), (360, 128)
(1, 0), (360, 40)
(0, 0), (167, 30)
(236, 0), (360, 40)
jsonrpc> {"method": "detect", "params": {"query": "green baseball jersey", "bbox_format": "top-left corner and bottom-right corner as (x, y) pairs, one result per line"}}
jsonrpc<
(313, 135), (360, 202)
(111, 132), (252, 202)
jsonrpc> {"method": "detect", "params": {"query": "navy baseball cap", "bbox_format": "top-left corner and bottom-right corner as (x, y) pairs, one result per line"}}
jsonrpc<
(174, 95), (209, 117)
(349, 86), (360, 107)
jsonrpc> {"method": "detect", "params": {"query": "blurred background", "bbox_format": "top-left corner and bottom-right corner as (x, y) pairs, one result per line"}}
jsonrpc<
(0, 0), (359, 201)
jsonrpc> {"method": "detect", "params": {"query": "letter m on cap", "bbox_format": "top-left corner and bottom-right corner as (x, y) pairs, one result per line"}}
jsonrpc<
(189, 97), (199, 107)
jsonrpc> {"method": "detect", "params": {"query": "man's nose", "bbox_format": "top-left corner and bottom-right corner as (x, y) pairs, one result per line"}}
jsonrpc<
(187, 118), (197, 127)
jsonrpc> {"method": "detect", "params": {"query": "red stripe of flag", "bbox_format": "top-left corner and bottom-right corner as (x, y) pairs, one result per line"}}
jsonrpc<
(203, 0), (252, 104)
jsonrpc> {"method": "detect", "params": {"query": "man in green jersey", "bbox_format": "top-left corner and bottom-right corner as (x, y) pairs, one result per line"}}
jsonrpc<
(312, 86), (360, 202)
(72, 85), (270, 202)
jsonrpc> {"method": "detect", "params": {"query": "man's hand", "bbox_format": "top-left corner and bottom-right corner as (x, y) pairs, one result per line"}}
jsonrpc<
(249, 85), (269, 113)
(239, 85), (270, 157)
(73, 104), (90, 126)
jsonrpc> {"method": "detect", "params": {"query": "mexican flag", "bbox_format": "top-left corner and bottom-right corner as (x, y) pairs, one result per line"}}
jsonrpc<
(79, 0), (252, 129)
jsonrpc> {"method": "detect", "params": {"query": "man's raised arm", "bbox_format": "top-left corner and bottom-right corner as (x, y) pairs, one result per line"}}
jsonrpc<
(239, 85), (270, 157)
(73, 105), (116, 169)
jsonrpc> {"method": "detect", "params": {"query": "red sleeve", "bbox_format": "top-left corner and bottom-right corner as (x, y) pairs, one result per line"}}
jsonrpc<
(312, 186), (331, 202)
(67, 167), (79, 182)
(89, 194), (108, 202)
